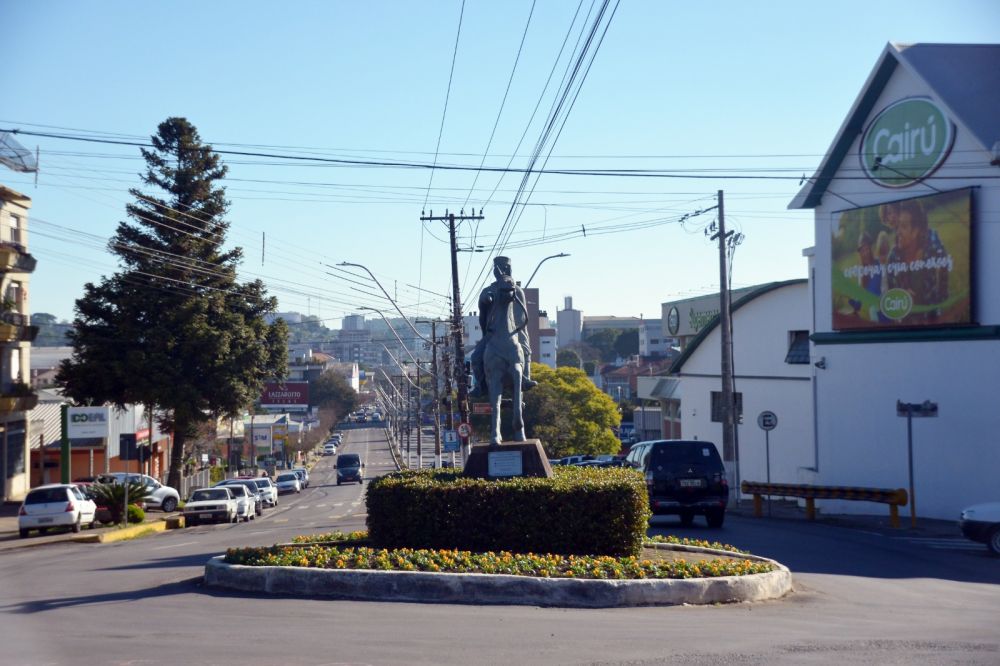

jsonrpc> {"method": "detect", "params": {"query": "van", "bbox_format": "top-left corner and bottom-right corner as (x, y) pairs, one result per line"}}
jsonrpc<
(335, 453), (364, 485)
(625, 440), (728, 527)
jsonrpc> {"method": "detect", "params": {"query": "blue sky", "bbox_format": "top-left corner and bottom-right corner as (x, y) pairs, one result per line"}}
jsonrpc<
(4, 0), (998, 325)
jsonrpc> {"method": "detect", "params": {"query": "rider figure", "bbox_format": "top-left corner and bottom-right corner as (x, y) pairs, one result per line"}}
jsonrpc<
(468, 256), (538, 398)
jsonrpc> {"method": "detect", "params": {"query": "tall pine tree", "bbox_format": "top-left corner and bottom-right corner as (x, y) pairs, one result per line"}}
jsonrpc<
(57, 118), (287, 489)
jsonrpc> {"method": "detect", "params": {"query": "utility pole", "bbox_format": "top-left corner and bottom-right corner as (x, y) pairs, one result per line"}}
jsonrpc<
(420, 319), (443, 468)
(420, 209), (484, 461)
(710, 190), (739, 506)
(415, 361), (422, 468)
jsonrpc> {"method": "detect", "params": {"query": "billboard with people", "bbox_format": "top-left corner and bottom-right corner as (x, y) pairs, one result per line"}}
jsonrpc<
(831, 188), (972, 330)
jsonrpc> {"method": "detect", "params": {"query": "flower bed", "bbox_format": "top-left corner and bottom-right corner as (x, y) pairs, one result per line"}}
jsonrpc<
(225, 531), (772, 580)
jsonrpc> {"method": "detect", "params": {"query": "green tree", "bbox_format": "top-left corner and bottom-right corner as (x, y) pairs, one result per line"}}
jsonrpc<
(585, 329), (621, 362)
(310, 370), (359, 419)
(56, 117), (288, 491)
(556, 348), (582, 369)
(613, 329), (639, 359)
(523, 363), (621, 458)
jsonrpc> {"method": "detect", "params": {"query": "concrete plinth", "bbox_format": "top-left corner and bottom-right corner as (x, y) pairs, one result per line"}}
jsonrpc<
(464, 439), (553, 479)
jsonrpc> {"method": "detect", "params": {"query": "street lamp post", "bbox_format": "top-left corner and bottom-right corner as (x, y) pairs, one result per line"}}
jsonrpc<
(337, 262), (434, 345)
(525, 253), (570, 288)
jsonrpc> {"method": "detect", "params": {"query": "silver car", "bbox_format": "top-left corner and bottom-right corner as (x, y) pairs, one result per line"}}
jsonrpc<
(274, 472), (301, 495)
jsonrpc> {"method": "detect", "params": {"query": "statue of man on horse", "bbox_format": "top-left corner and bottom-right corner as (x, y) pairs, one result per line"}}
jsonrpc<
(469, 256), (537, 445)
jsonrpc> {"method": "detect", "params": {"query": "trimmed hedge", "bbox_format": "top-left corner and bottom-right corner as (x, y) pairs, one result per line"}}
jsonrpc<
(366, 467), (650, 557)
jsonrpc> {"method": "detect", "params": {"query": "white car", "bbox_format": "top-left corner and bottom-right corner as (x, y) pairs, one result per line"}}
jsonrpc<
(183, 487), (238, 526)
(323, 443), (337, 456)
(960, 502), (1000, 555)
(245, 477), (278, 507)
(274, 472), (301, 494)
(98, 473), (180, 513)
(18, 484), (97, 538)
(223, 483), (256, 522)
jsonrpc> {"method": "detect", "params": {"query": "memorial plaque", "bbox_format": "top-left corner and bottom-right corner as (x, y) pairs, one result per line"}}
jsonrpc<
(487, 450), (523, 478)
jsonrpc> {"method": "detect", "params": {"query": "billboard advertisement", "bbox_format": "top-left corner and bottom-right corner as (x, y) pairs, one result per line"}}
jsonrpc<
(260, 381), (309, 411)
(831, 188), (972, 330)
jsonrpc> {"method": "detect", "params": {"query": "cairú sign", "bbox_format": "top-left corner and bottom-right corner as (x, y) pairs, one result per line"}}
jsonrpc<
(860, 97), (954, 188)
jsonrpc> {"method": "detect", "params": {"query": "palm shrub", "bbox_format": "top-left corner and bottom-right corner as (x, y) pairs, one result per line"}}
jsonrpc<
(90, 481), (152, 525)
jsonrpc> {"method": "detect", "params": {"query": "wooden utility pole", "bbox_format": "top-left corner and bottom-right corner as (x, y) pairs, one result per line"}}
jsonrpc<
(710, 190), (739, 504)
(419, 209), (484, 461)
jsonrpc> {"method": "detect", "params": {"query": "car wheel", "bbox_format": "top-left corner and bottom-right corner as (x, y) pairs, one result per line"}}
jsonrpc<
(988, 527), (1000, 556)
(71, 517), (82, 533)
(18, 528), (28, 538)
(706, 508), (726, 528)
(231, 513), (238, 524)
(679, 512), (695, 527)
(161, 497), (178, 513)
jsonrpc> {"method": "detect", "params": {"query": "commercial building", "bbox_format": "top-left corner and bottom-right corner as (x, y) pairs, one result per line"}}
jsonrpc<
(556, 296), (582, 348)
(789, 43), (1000, 519)
(0, 184), (38, 501)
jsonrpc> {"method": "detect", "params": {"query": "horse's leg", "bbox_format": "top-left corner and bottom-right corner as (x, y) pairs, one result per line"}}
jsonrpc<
(511, 362), (526, 442)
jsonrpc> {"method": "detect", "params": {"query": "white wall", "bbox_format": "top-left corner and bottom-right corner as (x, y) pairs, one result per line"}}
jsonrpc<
(679, 283), (814, 496)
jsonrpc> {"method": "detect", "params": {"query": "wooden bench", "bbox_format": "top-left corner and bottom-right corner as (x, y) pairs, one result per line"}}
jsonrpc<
(741, 482), (909, 528)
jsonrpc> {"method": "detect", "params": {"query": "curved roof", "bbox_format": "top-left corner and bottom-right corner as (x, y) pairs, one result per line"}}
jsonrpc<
(668, 279), (807, 375)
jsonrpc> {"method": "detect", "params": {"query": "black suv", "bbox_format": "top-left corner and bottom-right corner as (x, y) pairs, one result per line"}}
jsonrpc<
(336, 453), (364, 485)
(625, 440), (729, 527)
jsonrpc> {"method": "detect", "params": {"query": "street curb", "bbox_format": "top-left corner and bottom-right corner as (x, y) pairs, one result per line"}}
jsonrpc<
(203, 544), (792, 608)
(72, 520), (169, 543)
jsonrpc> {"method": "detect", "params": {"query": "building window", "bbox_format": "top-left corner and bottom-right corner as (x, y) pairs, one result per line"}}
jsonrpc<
(8, 214), (21, 245)
(784, 330), (810, 364)
(710, 391), (743, 423)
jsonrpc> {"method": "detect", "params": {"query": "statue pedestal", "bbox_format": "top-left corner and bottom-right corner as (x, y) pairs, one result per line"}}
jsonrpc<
(464, 439), (554, 479)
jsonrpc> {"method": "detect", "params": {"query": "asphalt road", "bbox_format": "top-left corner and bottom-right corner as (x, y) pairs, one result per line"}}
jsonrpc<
(1, 426), (997, 665)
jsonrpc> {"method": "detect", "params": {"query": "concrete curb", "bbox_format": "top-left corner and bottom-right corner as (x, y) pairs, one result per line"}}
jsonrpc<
(203, 544), (792, 608)
(71, 520), (169, 543)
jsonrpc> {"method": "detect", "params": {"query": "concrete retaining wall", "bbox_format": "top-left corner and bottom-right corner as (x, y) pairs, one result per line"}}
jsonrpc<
(204, 544), (792, 608)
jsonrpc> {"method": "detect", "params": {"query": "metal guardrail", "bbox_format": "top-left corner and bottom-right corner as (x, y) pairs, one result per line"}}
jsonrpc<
(741, 481), (909, 528)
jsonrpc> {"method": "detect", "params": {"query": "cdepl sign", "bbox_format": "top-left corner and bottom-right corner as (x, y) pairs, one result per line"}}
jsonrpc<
(860, 97), (954, 188)
(67, 406), (111, 438)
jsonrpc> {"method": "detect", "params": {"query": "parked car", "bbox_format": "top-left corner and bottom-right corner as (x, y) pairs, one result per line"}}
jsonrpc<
(223, 483), (256, 522)
(625, 439), (728, 528)
(959, 502), (1000, 555)
(274, 472), (302, 494)
(97, 473), (180, 513)
(18, 484), (98, 538)
(183, 487), (238, 526)
(336, 453), (364, 485)
(323, 443), (337, 456)
(239, 477), (278, 507)
(291, 468), (309, 488)
(214, 479), (264, 516)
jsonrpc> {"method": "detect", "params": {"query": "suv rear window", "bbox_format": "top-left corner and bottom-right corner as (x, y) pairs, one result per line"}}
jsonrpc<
(650, 442), (721, 466)
(26, 488), (69, 504)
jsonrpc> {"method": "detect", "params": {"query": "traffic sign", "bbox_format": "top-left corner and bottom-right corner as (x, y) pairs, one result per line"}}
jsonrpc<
(457, 422), (472, 438)
(443, 430), (460, 452)
(757, 411), (778, 431)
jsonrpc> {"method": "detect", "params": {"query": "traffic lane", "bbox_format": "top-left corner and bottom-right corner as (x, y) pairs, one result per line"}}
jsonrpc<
(649, 512), (1000, 585)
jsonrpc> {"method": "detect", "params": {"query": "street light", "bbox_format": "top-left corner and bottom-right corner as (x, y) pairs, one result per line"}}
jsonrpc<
(525, 253), (570, 288)
(358, 305), (423, 369)
(338, 261), (434, 344)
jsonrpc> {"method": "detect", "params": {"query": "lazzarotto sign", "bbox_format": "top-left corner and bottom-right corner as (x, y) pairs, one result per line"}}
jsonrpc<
(67, 406), (111, 438)
(260, 381), (309, 411)
(860, 97), (954, 188)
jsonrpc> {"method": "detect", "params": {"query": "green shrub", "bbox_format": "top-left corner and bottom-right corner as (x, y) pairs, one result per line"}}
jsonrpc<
(89, 481), (151, 524)
(366, 467), (650, 557)
(126, 504), (145, 524)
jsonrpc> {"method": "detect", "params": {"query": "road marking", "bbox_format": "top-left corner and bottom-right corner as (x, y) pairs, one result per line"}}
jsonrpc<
(272, 518), (288, 523)
(898, 537), (985, 551)
(151, 541), (197, 550)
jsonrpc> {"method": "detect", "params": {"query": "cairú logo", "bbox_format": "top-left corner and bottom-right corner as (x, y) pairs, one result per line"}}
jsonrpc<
(860, 97), (954, 188)
(880, 288), (913, 320)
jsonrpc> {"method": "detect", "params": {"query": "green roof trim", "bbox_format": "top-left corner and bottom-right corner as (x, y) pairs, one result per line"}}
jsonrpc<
(669, 279), (808, 375)
(811, 326), (1000, 345)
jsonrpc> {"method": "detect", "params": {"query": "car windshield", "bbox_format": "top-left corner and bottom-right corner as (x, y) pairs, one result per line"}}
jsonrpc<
(650, 442), (720, 466)
(338, 455), (360, 467)
(228, 485), (247, 496)
(276, 474), (297, 482)
(25, 488), (69, 504)
(191, 489), (228, 502)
